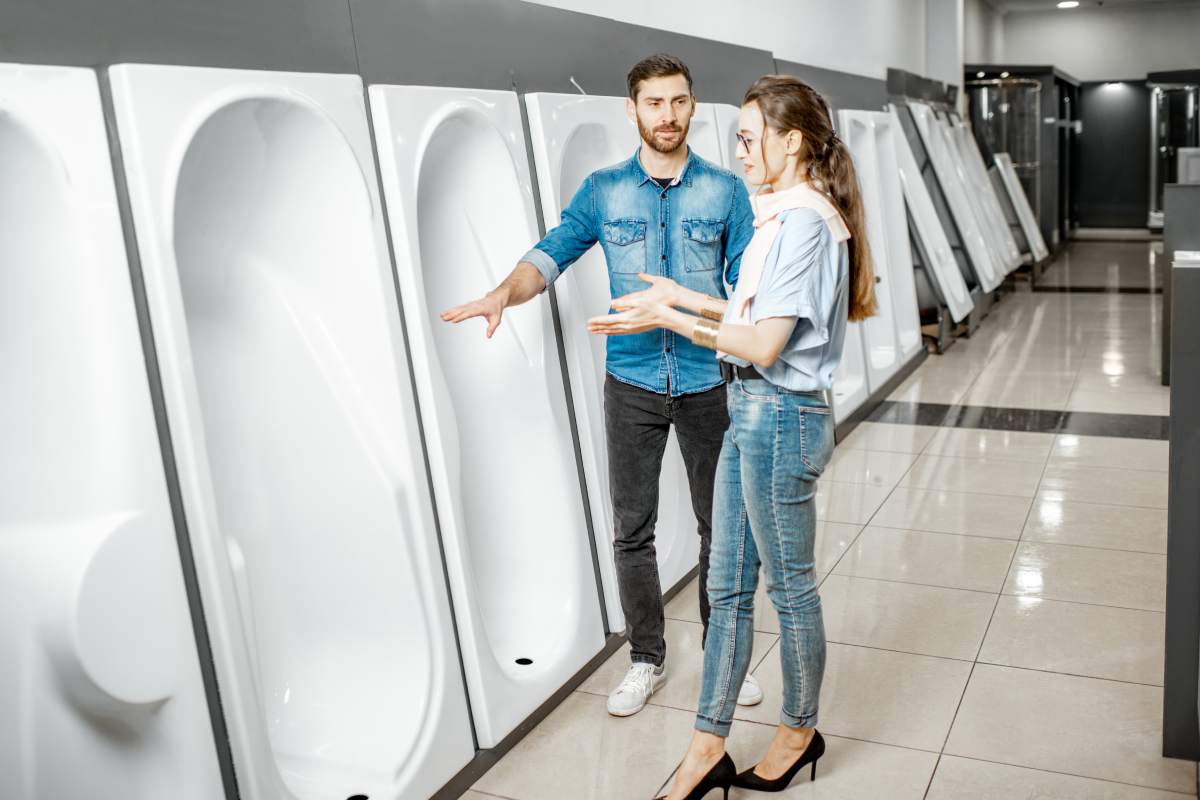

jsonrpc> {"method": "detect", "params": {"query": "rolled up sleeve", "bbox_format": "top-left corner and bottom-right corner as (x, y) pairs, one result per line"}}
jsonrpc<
(523, 175), (599, 290)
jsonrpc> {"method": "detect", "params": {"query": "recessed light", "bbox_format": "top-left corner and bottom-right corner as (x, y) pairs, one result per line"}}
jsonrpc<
(1057, 1), (1079, 8)
(977, 71), (986, 78)
(1000, 71), (1010, 78)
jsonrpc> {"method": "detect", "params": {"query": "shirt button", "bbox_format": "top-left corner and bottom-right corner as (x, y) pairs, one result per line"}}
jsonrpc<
(661, 254), (667, 261)
(660, 222), (665, 228)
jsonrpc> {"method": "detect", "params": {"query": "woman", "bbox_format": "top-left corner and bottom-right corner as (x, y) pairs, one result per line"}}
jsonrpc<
(589, 75), (876, 799)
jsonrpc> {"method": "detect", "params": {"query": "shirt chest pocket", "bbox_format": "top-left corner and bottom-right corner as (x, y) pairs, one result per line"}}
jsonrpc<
(602, 219), (647, 274)
(682, 218), (725, 273)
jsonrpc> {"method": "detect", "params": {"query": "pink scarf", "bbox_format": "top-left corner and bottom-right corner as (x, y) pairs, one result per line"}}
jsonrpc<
(727, 182), (850, 325)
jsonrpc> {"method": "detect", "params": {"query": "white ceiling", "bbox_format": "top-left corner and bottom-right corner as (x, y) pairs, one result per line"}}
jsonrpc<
(991, 0), (1200, 12)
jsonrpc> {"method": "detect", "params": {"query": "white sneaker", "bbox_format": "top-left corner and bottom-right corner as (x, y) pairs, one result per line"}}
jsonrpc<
(738, 673), (764, 706)
(607, 662), (666, 717)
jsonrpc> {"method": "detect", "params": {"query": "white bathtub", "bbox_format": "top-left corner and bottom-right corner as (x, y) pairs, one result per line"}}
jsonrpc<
(0, 62), (224, 799)
(950, 121), (1022, 274)
(838, 109), (923, 395)
(367, 84), (607, 748)
(524, 92), (720, 632)
(109, 64), (473, 800)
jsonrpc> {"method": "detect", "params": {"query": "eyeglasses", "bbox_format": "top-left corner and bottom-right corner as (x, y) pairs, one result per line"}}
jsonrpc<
(735, 132), (754, 151)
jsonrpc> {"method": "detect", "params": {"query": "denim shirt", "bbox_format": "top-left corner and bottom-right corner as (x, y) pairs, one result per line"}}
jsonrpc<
(522, 148), (754, 396)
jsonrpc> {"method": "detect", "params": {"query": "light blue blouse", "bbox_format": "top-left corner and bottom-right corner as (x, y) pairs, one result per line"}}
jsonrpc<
(719, 206), (850, 392)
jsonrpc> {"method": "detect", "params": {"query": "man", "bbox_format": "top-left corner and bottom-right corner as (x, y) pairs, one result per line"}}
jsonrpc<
(442, 54), (758, 716)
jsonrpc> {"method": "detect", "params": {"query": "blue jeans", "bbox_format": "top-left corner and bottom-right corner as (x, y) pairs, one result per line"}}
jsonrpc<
(695, 377), (832, 737)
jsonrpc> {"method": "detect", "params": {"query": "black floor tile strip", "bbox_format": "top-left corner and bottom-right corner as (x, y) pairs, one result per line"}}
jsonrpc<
(1032, 285), (1163, 294)
(867, 401), (1169, 441)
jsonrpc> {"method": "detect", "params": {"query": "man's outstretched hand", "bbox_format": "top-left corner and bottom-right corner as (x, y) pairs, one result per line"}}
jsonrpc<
(441, 292), (505, 338)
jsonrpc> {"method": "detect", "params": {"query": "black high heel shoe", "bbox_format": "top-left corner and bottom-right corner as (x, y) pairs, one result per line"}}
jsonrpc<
(732, 729), (825, 792)
(655, 752), (737, 800)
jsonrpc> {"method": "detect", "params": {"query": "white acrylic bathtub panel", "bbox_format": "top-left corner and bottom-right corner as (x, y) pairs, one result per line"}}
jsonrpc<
(689, 103), (724, 167)
(368, 84), (605, 748)
(873, 113), (924, 364)
(715, 102), (752, 184)
(995, 153), (1049, 261)
(952, 122), (1022, 273)
(0, 61), (224, 800)
(838, 110), (901, 393)
(890, 107), (974, 322)
(832, 321), (870, 423)
(908, 102), (1004, 293)
(109, 64), (472, 800)
(524, 92), (704, 630)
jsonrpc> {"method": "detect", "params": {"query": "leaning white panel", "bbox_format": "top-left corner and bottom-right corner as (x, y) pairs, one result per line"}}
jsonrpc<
(368, 84), (605, 748)
(109, 64), (473, 800)
(950, 121), (1022, 273)
(907, 101), (1003, 292)
(994, 153), (1049, 261)
(872, 112), (924, 364)
(0, 61), (224, 800)
(890, 107), (974, 322)
(525, 92), (705, 631)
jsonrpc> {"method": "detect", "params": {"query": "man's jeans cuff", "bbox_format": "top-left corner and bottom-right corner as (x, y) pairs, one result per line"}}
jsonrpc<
(521, 247), (560, 291)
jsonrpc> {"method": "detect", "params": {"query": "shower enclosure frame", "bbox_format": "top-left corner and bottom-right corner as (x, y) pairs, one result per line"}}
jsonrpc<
(1148, 82), (1200, 229)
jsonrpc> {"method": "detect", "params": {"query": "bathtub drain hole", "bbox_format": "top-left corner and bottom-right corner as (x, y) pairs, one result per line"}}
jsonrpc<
(516, 657), (533, 666)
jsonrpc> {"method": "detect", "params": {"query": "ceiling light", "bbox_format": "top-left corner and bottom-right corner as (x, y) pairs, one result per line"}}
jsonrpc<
(976, 71), (986, 78)
(1000, 71), (1010, 78)
(1057, 1), (1079, 8)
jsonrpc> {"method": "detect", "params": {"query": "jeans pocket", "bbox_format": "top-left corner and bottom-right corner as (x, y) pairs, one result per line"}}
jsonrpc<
(799, 407), (834, 475)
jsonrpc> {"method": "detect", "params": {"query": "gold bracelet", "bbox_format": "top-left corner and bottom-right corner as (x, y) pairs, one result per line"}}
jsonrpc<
(693, 318), (721, 349)
(699, 307), (723, 322)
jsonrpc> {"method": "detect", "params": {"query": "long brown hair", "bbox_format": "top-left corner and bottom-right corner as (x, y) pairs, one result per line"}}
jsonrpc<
(743, 75), (877, 322)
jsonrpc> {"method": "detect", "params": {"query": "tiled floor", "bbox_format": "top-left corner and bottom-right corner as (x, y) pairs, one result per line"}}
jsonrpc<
(469, 242), (1194, 799)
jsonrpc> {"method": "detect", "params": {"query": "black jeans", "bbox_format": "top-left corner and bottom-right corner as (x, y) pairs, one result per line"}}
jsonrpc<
(603, 374), (730, 667)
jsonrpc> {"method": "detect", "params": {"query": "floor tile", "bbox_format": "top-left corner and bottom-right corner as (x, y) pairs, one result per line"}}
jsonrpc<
(723, 729), (938, 799)
(814, 482), (892, 525)
(980, 595), (1165, 685)
(900, 454), (1043, 497)
(928, 755), (1190, 799)
(821, 574), (995, 660)
(1067, 389), (1171, 417)
(739, 643), (972, 752)
(960, 375), (1074, 411)
(578, 618), (777, 713)
(1051, 434), (1169, 472)
(472, 692), (697, 800)
(887, 377), (969, 406)
(945, 665), (1194, 793)
(871, 487), (1032, 540)
(1024, 496), (1168, 553)
(463, 792), (513, 800)
(833, 526), (1016, 592)
(1040, 463), (1168, 509)
(923, 427), (1054, 463)
(1003, 542), (1167, 612)
(823, 448), (918, 489)
(837, 421), (938, 454)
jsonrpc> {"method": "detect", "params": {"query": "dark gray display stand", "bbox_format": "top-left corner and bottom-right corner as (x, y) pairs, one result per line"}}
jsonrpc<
(1165, 252), (1200, 760)
(1163, 185), (1200, 386)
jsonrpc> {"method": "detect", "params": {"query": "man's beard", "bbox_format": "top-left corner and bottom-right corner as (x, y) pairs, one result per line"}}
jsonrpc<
(637, 116), (690, 154)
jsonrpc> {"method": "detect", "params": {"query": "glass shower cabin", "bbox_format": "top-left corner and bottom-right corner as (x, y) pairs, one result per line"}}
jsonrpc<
(1149, 82), (1199, 228)
(965, 78), (1042, 224)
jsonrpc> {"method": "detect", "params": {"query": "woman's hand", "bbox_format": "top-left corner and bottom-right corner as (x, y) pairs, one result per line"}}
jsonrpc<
(587, 295), (675, 336)
(611, 273), (683, 312)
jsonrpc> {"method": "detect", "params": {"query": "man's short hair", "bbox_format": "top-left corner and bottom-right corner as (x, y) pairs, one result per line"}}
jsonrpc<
(627, 53), (694, 100)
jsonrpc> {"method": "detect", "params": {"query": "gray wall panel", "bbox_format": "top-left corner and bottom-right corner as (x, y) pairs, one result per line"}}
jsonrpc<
(0, 0), (358, 73)
(1077, 80), (1150, 228)
(349, 0), (774, 104)
(776, 58), (890, 113)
